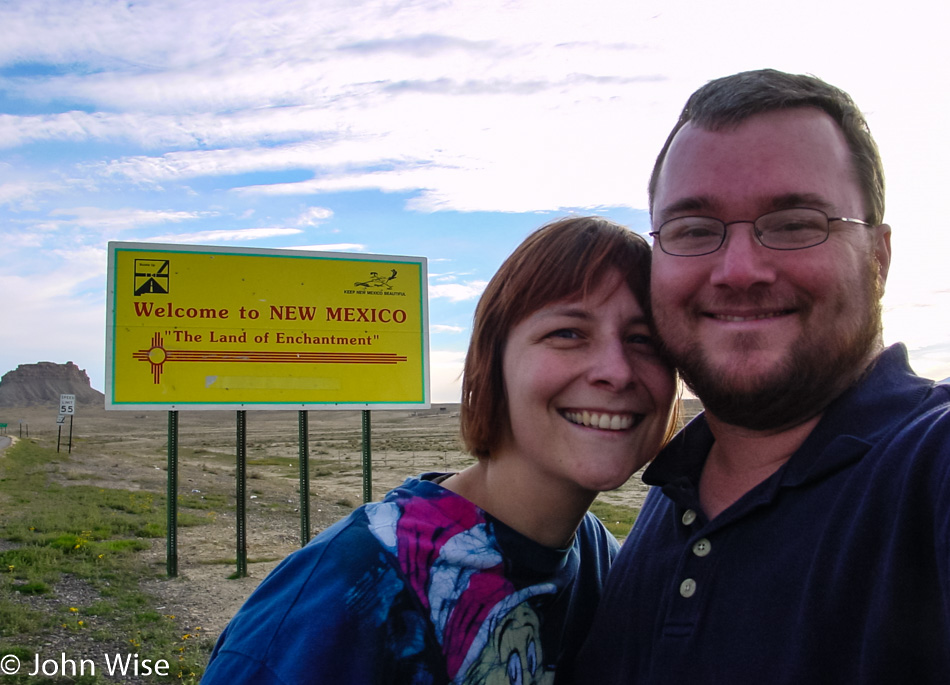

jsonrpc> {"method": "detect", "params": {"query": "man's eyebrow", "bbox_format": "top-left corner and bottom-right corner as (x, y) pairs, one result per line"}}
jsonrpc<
(656, 192), (836, 221)
(655, 196), (719, 221)
(767, 193), (835, 212)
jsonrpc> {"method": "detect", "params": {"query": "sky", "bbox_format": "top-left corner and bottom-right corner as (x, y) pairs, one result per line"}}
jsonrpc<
(1, 0), (949, 405)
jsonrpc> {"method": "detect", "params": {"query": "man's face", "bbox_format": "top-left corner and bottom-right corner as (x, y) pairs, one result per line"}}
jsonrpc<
(650, 107), (891, 430)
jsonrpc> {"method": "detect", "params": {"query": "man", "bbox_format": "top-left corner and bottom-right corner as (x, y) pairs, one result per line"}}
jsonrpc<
(574, 69), (950, 684)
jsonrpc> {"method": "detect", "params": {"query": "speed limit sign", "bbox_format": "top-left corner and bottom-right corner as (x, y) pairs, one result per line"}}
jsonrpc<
(59, 394), (76, 416)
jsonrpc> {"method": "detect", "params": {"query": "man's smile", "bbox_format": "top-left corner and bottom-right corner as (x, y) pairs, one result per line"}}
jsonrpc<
(705, 309), (796, 323)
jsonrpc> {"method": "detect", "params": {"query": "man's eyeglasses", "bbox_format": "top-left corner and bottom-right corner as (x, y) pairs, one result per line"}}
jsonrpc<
(649, 207), (873, 257)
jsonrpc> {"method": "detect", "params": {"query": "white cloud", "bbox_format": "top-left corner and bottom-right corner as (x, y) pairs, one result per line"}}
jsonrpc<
(0, 261), (108, 390)
(296, 206), (334, 226)
(288, 243), (367, 253)
(430, 349), (466, 404)
(46, 206), (212, 231)
(0, 179), (66, 209)
(431, 324), (465, 334)
(49, 244), (108, 282)
(429, 281), (488, 302)
(25, 2), (669, 215)
(93, 96), (658, 212)
(144, 227), (303, 243)
(0, 259), (100, 301)
(430, 271), (474, 282)
(0, 229), (45, 249)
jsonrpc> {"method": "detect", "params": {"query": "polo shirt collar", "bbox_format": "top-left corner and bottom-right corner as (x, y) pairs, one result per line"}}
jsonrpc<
(644, 344), (932, 497)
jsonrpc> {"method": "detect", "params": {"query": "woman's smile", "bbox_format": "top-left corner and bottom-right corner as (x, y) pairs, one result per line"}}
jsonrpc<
(560, 409), (639, 431)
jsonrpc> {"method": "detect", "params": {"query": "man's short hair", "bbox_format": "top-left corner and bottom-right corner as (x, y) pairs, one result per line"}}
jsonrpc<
(648, 69), (885, 225)
(460, 216), (655, 458)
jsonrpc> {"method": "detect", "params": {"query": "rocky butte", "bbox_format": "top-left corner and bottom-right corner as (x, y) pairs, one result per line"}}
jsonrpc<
(0, 362), (104, 407)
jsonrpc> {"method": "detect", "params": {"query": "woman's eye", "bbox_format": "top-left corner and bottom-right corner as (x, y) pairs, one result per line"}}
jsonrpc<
(546, 328), (580, 340)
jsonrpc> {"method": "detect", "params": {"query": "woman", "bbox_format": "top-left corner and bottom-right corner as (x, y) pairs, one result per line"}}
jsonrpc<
(202, 216), (677, 684)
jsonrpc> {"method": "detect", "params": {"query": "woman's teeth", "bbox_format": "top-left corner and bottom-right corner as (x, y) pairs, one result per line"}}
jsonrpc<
(563, 410), (634, 431)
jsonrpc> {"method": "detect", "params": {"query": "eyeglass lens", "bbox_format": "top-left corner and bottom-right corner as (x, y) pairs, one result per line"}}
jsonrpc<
(658, 208), (830, 256)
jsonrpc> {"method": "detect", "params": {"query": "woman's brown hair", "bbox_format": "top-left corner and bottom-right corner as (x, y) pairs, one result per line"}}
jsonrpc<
(460, 216), (672, 458)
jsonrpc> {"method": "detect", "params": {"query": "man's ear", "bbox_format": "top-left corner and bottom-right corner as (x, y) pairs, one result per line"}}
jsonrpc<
(873, 223), (892, 290)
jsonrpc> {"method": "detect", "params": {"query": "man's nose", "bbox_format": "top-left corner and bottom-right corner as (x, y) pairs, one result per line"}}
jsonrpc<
(709, 223), (778, 289)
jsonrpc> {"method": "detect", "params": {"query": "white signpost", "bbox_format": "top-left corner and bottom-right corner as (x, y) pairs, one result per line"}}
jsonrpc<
(57, 394), (75, 453)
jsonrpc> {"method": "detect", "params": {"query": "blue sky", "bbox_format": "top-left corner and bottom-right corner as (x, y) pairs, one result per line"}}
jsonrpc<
(1, 0), (949, 403)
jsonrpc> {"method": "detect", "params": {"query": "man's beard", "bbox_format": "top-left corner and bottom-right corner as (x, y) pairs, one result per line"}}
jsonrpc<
(660, 259), (884, 432)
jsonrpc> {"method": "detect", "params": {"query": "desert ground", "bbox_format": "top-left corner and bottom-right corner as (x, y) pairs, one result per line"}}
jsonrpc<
(0, 402), (665, 653)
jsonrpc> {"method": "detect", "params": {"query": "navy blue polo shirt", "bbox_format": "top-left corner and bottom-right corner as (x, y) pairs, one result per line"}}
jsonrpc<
(574, 345), (950, 685)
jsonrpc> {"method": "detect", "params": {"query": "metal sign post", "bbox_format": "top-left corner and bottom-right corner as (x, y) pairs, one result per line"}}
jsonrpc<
(298, 411), (311, 545)
(235, 411), (248, 578)
(361, 411), (372, 503)
(56, 414), (66, 452)
(167, 411), (179, 577)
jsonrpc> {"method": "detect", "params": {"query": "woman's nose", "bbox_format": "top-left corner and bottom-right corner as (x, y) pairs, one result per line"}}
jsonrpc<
(587, 340), (637, 390)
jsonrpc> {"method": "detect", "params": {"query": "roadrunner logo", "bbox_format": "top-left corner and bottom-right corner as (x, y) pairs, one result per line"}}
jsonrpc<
(346, 268), (406, 297)
(354, 268), (397, 291)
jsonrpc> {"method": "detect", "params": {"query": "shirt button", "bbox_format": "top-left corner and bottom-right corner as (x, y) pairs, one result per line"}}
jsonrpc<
(682, 509), (697, 526)
(680, 578), (697, 598)
(692, 538), (711, 557)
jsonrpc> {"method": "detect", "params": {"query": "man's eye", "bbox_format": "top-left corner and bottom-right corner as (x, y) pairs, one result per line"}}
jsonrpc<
(772, 221), (810, 233)
(679, 226), (720, 239)
(627, 333), (660, 352)
(663, 220), (724, 244)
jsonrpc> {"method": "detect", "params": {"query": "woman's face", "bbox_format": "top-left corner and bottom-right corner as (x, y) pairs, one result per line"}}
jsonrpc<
(498, 269), (676, 495)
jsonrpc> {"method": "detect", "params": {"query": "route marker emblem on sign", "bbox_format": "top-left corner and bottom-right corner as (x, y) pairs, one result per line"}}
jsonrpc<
(134, 259), (170, 295)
